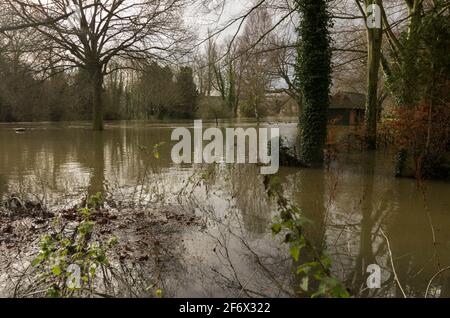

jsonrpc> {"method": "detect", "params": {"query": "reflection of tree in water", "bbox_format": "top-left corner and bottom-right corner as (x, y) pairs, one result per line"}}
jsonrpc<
(280, 158), (388, 297)
(313, 154), (392, 297)
(348, 154), (379, 297)
(296, 168), (326, 249)
(179, 164), (293, 297)
(229, 164), (272, 236)
(0, 124), (178, 205)
(312, 152), (450, 298)
(87, 132), (106, 197)
(288, 168), (327, 294)
(383, 175), (450, 298)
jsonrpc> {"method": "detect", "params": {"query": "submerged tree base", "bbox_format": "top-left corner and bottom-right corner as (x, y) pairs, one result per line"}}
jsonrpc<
(395, 150), (450, 181)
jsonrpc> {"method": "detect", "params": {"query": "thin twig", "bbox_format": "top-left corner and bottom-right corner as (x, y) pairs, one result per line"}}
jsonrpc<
(425, 266), (450, 298)
(380, 228), (407, 298)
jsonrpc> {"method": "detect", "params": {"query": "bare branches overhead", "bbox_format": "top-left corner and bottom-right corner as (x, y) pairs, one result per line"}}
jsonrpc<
(3, 0), (193, 73)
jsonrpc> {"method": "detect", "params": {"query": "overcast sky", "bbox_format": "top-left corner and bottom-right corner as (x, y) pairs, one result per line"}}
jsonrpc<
(185, 0), (251, 44)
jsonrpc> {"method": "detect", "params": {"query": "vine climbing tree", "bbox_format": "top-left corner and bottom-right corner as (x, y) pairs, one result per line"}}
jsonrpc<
(295, 0), (333, 166)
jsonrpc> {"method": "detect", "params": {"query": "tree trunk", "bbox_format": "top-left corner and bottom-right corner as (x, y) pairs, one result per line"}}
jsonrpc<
(90, 67), (104, 131)
(295, 0), (332, 166)
(365, 0), (383, 150)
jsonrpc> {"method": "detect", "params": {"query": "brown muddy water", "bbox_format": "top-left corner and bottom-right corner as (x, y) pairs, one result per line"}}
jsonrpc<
(0, 120), (450, 298)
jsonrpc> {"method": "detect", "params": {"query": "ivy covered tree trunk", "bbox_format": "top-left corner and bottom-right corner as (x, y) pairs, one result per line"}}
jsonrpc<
(295, 0), (332, 166)
(365, 0), (383, 149)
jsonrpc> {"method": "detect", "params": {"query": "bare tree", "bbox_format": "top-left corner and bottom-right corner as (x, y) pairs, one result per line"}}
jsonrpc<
(237, 5), (277, 119)
(5, 0), (191, 130)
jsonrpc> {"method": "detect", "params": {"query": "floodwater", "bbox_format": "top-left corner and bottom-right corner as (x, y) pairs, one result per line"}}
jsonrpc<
(0, 120), (450, 298)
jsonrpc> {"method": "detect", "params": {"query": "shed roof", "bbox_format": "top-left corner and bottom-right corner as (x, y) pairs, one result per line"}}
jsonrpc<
(330, 91), (366, 110)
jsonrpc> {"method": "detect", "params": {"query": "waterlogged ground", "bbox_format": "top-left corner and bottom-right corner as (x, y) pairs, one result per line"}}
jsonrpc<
(0, 120), (450, 298)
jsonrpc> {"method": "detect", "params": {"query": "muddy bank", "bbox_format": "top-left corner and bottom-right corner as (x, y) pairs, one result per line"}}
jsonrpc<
(0, 196), (201, 297)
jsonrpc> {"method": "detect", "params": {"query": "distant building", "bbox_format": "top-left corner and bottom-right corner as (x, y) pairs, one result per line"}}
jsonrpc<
(328, 91), (365, 125)
(265, 91), (299, 116)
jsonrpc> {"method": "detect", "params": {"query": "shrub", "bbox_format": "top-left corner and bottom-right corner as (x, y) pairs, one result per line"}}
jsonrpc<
(30, 193), (118, 297)
(387, 103), (450, 179)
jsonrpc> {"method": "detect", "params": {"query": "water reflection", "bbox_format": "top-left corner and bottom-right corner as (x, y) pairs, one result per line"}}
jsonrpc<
(0, 121), (450, 297)
(88, 132), (106, 196)
(231, 165), (272, 236)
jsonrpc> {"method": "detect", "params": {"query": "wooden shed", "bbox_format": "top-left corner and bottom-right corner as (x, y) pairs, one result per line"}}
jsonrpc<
(328, 91), (366, 126)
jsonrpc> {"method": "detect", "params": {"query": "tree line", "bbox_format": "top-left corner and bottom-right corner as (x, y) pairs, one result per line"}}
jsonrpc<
(0, 58), (198, 122)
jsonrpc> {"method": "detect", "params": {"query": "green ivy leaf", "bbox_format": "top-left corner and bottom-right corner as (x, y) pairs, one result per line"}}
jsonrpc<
(300, 277), (309, 292)
(297, 264), (311, 275)
(31, 255), (43, 267)
(52, 265), (62, 276)
(271, 223), (282, 235)
(290, 245), (300, 262)
(155, 289), (163, 298)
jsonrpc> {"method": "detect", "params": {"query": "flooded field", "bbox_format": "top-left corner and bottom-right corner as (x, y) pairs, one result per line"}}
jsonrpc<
(1, 120), (449, 297)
